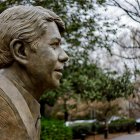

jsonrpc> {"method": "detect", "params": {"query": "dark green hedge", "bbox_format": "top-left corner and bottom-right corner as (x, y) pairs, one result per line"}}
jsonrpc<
(109, 118), (136, 133)
(41, 118), (72, 140)
(69, 118), (136, 138)
(41, 118), (136, 139)
(70, 123), (93, 139)
(69, 122), (101, 139)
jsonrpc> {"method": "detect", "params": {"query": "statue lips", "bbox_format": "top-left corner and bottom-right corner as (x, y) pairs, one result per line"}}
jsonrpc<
(54, 68), (63, 78)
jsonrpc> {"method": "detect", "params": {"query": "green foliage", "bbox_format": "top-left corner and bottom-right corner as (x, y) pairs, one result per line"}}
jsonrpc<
(41, 63), (134, 107)
(70, 118), (136, 136)
(69, 121), (104, 138)
(66, 63), (134, 102)
(40, 91), (60, 107)
(95, 101), (121, 123)
(70, 122), (93, 139)
(109, 118), (136, 133)
(110, 118), (135, 125)
(41, 118), (72, 140)
(0, 0), (28, 13)
(97, 0), (106, 4)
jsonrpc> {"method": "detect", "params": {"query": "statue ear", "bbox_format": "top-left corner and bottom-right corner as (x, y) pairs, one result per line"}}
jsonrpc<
(10, 39), (28, 65)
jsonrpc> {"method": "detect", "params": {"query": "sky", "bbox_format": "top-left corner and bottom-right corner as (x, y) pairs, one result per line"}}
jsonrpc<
(90, 0), (140, 78)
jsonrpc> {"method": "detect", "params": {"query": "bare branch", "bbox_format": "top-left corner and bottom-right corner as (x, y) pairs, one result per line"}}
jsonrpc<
(125, 0), (139, 15)
(120, 8), (140, 23)
(112, 53), (140, 59)
(136, 0), (140, 10)
(114, 40), (140, 49)
(131, 38), (140, 47)
(109, 0), (140, 23)
(130, 29), (140, 47)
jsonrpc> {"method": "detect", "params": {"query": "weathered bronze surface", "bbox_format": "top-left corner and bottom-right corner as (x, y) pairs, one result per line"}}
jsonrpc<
(0, 5), (68, 140)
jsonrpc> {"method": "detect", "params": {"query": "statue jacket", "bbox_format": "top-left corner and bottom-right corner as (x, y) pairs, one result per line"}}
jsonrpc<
(0, 75), (41, 140)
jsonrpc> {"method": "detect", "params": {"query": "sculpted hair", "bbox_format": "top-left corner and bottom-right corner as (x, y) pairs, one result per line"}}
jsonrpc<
(0, 5), (65, 68)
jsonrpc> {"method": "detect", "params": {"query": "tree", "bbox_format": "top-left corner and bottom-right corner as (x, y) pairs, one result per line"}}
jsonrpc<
(0, 0), (30, 13)
(101, 0), (140, 87)
(74, 64), (134, 139)
(107, 0), (140, 24)
(106, 0), (140, 62)
(127, 80), (140, 119)
(93, 100), (121, 138)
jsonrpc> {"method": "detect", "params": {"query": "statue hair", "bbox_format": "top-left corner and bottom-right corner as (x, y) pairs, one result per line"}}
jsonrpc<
(0, 5), (65, 68)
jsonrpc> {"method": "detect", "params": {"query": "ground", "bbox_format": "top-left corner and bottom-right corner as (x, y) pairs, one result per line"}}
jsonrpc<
(85, 132), (135, 140)
(74, 131), (140, 140)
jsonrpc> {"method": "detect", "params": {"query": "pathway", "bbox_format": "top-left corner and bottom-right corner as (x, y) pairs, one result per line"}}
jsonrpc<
(111, 133), (140, 140)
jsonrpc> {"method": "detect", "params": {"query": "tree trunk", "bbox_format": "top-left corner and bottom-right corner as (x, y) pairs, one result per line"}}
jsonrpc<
(104, 120), (109, 139)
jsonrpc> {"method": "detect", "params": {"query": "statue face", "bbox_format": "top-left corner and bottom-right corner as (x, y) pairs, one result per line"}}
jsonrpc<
(26, 22), (68, 90)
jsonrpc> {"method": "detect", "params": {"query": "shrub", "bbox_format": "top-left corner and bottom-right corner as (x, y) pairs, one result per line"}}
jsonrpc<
(91, 122), (100, 132)
(41, 118), (72, 140)
(70, 121), (105, 138)
(96, 124), (106, 134)
(70, 122), (94, 139)
(109, 118), (136, 133)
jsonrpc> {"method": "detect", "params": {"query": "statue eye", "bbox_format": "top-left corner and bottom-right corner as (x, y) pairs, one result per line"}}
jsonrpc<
(52, 44), (57, 50)
(50, 42), (60, 50)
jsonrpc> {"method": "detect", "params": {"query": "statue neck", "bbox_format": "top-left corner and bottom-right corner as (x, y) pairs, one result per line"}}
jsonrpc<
(1, 63), (42, 101)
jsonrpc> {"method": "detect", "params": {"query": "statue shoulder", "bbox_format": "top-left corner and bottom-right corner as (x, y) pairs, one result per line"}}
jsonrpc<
(0, 88), (19, 118)
(0, 88), (18, 128)
(0, 89), (30, 140)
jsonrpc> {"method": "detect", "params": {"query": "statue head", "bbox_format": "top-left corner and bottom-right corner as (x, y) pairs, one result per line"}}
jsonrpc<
(0, 5), (68, 92)
(0, 5), (65, 68)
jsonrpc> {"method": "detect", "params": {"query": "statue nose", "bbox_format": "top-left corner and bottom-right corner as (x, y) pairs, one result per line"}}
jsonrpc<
(58, 49), (69, 63)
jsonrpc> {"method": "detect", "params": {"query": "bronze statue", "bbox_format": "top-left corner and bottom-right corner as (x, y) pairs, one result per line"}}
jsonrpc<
(0, 5), (68, 140)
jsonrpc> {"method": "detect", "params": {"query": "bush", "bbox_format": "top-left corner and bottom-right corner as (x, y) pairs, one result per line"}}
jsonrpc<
(96, 124), (106, 134)
(70, 123), (91, 138)
(41, 118), (72, 140)
(91, 122), (100, 132)
(109, 118), (136, 133)
(70, 122), (95, 139)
